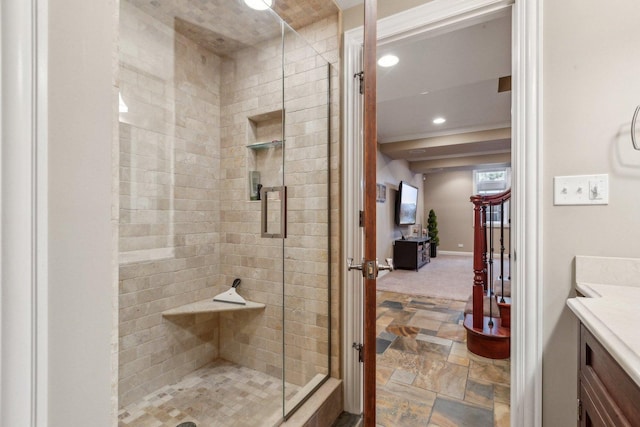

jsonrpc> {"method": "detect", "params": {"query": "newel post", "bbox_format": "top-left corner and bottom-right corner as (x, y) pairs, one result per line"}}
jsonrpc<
(471, 195), (485, 330)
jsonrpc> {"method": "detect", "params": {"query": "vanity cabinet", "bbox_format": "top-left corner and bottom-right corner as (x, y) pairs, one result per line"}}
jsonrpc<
(578, 324), (640, 426)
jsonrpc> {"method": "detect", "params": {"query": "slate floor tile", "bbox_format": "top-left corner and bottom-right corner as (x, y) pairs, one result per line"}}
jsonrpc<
(376, 290), (510, 427)
(429, 396), (493, 427)
(376, 338), (393, 354)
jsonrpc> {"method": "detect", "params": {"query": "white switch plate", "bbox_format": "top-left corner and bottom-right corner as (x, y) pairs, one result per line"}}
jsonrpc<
(554, 174), (609, 205)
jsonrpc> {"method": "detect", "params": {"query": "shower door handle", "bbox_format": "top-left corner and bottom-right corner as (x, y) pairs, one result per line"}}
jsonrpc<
(261, 186), (287, 238)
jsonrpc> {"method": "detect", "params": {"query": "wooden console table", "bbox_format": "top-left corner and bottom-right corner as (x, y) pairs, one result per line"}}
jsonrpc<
(393, 237), (430, 271)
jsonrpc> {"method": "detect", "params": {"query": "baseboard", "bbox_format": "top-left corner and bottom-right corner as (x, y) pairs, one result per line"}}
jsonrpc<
(438, 250), (473, 257)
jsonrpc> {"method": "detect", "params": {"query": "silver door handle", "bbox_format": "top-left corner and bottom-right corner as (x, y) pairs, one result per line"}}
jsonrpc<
(347, 257), (393, 279)
(378, 258), (394, 272)
(347, 258), (364, 271)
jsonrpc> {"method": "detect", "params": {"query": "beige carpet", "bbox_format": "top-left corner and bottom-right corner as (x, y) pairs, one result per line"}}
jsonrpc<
(376, 255), (475, 301)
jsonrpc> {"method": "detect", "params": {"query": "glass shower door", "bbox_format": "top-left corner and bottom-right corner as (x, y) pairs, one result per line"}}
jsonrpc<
(216, 9), (287, 426)
(282, 25), (332, 417)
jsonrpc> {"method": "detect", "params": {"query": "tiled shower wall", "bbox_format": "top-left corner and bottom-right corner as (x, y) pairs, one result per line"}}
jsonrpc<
(282, 22), (336, 388)
(117, 0), (340, 408)
(216, 16), (340, 389)
(118, 1), (222, 406)
(293, 15), (341, 384)
(285, 15), (341, 383)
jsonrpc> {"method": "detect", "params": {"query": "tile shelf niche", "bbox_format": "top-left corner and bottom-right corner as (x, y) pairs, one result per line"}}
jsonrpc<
(162, 298), (266, 316)
(246, 109), (283, 201)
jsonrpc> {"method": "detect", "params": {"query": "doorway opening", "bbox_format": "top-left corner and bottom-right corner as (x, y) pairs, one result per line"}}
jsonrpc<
(374, 9), (512, 426)
(342, 0), (542, 425)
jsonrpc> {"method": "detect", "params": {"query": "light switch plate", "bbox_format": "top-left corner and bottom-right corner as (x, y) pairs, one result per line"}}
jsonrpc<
(554, 174), (609, 205)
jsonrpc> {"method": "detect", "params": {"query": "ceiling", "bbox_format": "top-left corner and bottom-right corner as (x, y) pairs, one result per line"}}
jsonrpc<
(128, 0), (338, 56)
(377, 13), (512, 173)
(334, 0), (512, 173)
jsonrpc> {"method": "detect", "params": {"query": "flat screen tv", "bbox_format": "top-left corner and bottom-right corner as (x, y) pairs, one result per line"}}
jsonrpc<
(395, 181), (418, 226)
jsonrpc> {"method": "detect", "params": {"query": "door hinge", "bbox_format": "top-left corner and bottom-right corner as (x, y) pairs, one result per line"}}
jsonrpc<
(359, 210), (364, 227)
(577, 399), (583, 421)
(354, 71), (364, 94)
(352, 343), (363, 363)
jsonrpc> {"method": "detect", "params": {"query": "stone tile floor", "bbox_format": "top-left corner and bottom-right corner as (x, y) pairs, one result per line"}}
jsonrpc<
(119, 291), (509, 427)
(118, 359), (299, 427)
(375, 291), (510, 427)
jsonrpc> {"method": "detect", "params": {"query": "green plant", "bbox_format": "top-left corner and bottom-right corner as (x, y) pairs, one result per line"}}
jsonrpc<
(427, 209), (439, 247)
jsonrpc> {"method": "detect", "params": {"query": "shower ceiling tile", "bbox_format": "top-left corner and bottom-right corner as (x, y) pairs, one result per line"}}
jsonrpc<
(273, 0), (339, 30)
(127, 0), (338, 57)
(128, 0), (281, 54)
(174, 18), (250, 57)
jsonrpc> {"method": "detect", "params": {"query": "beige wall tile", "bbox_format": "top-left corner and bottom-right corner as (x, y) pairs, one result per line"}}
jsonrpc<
(118, 1), (340, 408)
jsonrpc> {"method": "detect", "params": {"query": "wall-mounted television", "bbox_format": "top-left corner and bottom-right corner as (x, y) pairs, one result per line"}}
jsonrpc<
(395, 181), (418, 226)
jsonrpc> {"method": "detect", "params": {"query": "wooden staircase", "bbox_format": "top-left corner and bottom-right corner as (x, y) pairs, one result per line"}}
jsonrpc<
(463, 189), (511, 359)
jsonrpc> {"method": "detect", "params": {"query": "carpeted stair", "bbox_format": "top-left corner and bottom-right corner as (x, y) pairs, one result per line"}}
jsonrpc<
(464, 294), (501, 318)
(493, 278), (511, 297)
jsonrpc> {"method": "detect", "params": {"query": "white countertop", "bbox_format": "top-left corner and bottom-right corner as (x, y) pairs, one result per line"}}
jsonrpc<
(568, 255), (640, 387)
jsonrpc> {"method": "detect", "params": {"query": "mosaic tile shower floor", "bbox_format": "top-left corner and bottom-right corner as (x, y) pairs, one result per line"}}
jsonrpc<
(375, 291), (510, 427)
(118, 359), (298, 427)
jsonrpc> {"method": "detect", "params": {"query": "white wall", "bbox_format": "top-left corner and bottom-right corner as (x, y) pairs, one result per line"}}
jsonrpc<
(376, 150), (424, 260)
(542, 0), (640, 425)
(48, 0), (116, 424)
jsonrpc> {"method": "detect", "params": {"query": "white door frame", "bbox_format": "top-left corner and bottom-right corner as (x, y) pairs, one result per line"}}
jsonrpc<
(341, 41), (365, 413)
(341, 0), (543, 425)
(1, 0), (49, 425)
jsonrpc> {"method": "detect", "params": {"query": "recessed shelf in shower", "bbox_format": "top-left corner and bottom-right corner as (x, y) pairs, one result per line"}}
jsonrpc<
(246, 109), (283, 201)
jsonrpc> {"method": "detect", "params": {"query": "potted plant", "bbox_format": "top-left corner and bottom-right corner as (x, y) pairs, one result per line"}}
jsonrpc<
(427, 209), (439, 257)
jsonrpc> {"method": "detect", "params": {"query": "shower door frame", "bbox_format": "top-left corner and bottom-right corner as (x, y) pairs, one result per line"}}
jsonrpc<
(281, 44), (334, 419)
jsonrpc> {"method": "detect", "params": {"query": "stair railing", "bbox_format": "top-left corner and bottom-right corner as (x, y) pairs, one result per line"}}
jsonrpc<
(470, 189), (511, 330)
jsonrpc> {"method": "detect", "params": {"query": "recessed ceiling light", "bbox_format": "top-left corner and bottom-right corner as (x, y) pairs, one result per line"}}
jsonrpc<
(244, 0), (272, 10)
(378, 54), (399, 68)
(433, 117), (446, 125)
(420, 91), (430, 95)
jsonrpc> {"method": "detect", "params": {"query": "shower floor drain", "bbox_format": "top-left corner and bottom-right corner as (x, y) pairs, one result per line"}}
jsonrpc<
(176, 423), (196, 427)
